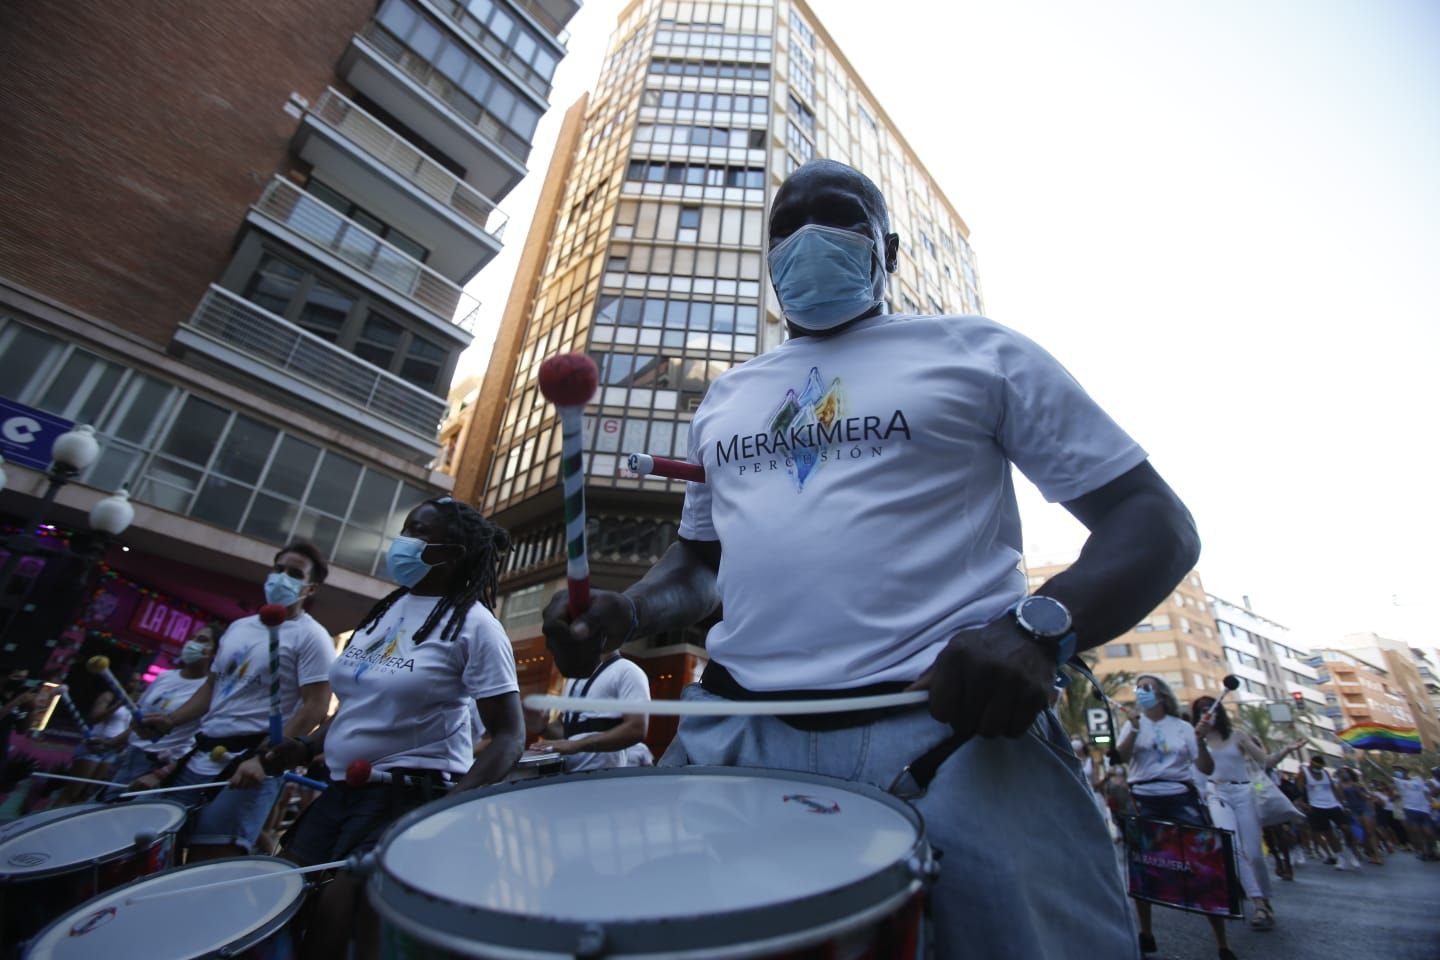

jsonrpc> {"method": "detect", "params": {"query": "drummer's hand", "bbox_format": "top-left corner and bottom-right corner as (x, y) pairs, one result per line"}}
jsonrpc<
(129, 766), (169, 792)
(229, 756), (268, 789)
(909, 617), (1054, 740)
(1193, 716), (1213, 739)
(533, 738), (582, 756)
(257, 738), (310, 775)
(140, 712), (173, 737)
(541, 588), (635, 678)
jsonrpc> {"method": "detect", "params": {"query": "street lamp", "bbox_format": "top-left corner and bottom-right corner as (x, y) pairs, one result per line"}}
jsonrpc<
(88, 488), (135, 538)
(0, 425), (105, 653)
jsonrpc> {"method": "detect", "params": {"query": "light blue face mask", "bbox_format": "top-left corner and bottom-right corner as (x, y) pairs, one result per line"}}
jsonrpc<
(767, 224), (885, 332)
(386, 535), (439, 588)
(264, 572), (305, 607)
(1135, 687), (1159, 710)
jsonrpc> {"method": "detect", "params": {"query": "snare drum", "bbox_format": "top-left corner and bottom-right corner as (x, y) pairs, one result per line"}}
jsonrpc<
(370, 767), (934, 958)
(0, 801), (186, 946)
(0, 804), (103, 844)
(23, 856), (306, 959)
(1123, 815), (1242, 918)
(503, 749), (566, 782)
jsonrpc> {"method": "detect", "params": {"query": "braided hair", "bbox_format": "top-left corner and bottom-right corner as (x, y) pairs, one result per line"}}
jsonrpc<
(353, 497), (511, 644)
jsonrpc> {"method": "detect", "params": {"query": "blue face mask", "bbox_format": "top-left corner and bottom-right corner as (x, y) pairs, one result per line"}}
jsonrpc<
(386, 535), (439, 588)
(767, 224), (885, 332)
(264, 572), (305, 607)
(1135, 687), (1159, 710)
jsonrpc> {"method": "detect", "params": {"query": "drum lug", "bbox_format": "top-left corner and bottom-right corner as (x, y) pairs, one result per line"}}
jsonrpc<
(907, 850), (941, 885)
(574, 922), (607, 958)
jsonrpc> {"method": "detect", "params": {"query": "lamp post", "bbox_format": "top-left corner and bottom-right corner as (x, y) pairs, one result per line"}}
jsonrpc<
(0, 425), (102, 592)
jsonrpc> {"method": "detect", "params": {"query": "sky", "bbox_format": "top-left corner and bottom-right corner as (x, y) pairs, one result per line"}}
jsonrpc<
(459, 0), (1440, 651)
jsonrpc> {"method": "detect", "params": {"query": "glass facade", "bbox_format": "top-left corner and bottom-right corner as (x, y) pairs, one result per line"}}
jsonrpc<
(0, 317), (430, 577)
(480, 0), (986, 578)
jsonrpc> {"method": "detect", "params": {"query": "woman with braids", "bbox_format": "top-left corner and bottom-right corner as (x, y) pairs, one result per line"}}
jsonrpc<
(232, 496), (524, 960)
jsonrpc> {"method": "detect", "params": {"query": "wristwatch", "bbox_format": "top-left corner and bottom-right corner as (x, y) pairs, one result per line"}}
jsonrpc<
(1012, 595), (1077, 665)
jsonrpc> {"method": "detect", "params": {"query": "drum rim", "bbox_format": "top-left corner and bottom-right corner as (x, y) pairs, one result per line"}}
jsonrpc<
(22, 855), (307, 959)
(0, 800), (188, 881)
(368, 765), (931, 956)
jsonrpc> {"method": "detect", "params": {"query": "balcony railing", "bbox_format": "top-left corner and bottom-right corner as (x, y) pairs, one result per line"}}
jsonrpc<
(430, 0), (556, 100)
(254, 178), (478, 325)
(505, 0), (572, 45)
(309, 89), (508, 241)
(183, 286), (446, 439)
(361, 24), (531, 164)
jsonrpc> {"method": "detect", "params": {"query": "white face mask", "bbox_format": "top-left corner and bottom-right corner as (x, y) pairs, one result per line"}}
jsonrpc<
(180, 640), (212, 664)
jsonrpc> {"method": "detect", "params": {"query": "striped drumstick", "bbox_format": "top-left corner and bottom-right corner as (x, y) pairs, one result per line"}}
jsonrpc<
(537, 354), (599, 619)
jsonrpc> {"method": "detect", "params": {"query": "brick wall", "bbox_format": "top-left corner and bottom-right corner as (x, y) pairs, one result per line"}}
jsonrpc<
(0, 0), (373, 346)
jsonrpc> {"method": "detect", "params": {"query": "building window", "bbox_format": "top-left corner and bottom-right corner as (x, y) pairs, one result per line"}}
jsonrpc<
(647, 58), (771, 81)
(643, 89), (769, 114)
(1105, 644), (1132, 658)
(305, 180), (428, 262)
(1140, 641), (1178, 661)
(789, 9), (816, 48)
(501, 583), (548, 630)
(786, 120), (814, 164)
(788, 94), (816, 135)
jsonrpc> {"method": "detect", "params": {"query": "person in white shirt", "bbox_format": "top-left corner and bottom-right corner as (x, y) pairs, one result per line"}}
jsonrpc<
(102, 624), (218, 798)
(534, 651), (650, 772)
(1117, 675), (1234, 958)
(1300, 755), (1362, 868)
(238, 496), (524, 960)
(1393, 765), (1437, 860)
(544, 159), (1203, 960)
(144, 543), (334, 860)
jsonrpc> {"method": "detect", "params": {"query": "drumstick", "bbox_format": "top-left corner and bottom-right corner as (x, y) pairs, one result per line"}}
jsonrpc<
(627, 453), (706, 483)
(86, 656), (141, 716)
(523, 690), (929, 717)
(124, 857), (352, 904)
(203, 748), (327, 791)
(33, 772), (129, 788)
(259, 603), (289, 745)
(537, 353), (599, 619)
(1203, 675), (1242, 724)
(118, 780), (231, 798)
(54, 686), (94, 739)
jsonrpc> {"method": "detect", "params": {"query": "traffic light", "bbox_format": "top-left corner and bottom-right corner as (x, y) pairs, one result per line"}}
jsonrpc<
(1291, 691), (1307, 711)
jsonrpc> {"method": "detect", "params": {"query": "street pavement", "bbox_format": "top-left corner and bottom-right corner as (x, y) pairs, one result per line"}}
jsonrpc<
(1141, 848), (1440, 960)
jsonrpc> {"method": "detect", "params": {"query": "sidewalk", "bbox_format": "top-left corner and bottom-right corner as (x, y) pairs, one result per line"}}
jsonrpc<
(1142, 849), (1440, 959)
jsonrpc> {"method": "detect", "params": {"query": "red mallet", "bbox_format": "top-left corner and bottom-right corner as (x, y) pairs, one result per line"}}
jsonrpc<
(538, 353), (599, 618)
(627, 453), (706, 483)
(346, 759), (375, 788)
(260, 603), (288, 746)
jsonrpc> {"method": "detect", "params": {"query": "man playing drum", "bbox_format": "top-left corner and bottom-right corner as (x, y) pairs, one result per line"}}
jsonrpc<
(544, 158), (1200, 958)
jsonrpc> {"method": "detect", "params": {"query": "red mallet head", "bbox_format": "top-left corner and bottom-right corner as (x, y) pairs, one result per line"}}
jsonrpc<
(259, 603), (289, 626)
(346, 759), (373, 788)
(537, 353), (599, 407)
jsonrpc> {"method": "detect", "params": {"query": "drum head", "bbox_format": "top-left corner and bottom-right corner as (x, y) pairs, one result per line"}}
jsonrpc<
(24, 856), (306, 960)
(0, 802), (186, 879)
(0, 804), (103, 844)
(372, 767), (927, 956)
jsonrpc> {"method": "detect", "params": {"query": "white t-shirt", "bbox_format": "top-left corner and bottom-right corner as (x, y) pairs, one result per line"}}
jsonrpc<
(562, 656), (651, 773)
(92, 700), (133, 740)
(1303, 767), (1342, 810)
(189, 612), (335, 776)
(679, 313), (1146, 690)
(1396, 776), (1432, 813)
(129, 670), (208, 759)
(324, 595), (518, 778)
(1121, 715), (1200, 797)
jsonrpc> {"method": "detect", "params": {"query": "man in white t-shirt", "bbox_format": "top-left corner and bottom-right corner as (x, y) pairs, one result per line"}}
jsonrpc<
(144, 543), (334, 859)
(534, 652), (651, 772)
(1394, 765), (1437, 860)
(543, 159), (1201, 959)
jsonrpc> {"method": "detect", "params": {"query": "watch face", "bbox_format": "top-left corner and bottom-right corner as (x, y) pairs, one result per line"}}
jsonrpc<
(1018, 596), (1071, 637)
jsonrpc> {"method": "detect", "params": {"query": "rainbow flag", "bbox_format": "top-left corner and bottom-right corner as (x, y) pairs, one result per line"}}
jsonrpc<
(1337, 722), (1423, 754)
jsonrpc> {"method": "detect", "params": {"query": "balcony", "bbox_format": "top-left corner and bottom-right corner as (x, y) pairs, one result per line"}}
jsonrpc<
(427, 0), (557, 101)
(294, 89), (505, 282)
(175, 286), (447, 454)
(341, 24), (528, 201)
(249, 178), (478, 332)
(506, 0), (577, 44)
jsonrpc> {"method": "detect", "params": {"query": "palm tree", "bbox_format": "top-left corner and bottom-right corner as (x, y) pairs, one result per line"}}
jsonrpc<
(1237, 702), (1280, 754)
(1056, 655), (1134, 740)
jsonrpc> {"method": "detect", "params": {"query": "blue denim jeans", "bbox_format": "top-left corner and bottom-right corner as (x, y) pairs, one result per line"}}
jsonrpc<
(169, 757), (283, 853)
(660, 684), (1139, 960)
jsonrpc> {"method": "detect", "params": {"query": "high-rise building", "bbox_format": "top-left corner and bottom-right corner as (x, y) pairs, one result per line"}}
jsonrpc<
(1208, 594), (1341, 759)
(454, 0), (984, 709)
(1311, 646), (1417, 739)
(1026, 562), (1229, 708)
(1326, 632), (1440, 750)
(0, 0), (577, 675)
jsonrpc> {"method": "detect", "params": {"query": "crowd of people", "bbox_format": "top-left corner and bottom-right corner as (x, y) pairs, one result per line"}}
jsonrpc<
(1077, 673), (1439, 959)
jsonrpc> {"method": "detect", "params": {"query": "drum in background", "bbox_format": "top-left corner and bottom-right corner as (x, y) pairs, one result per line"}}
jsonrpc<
(0, 801), (186, 947)
(503, 749), (566, 782)
(1123, 815), (1242, 918)
(23, 856), (306, 959)
(370, 767), (934, 959)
